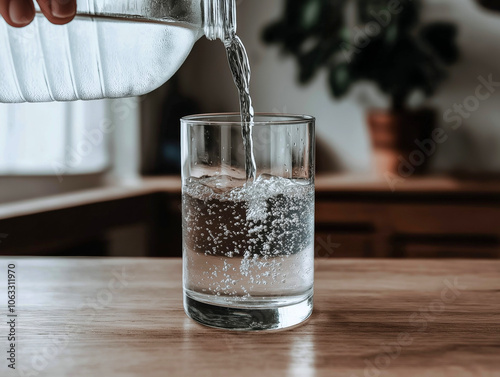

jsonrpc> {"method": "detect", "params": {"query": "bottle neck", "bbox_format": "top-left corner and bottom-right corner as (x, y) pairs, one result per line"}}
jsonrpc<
(203, 0), (236, 41)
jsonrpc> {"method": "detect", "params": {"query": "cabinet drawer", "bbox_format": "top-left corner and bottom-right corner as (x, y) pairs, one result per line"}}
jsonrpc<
(389, 205), (500, 234)
(393, 234), (500, 258)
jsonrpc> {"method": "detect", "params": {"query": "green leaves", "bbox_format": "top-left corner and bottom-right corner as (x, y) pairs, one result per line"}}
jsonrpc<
(301, 0), (323, 29)
(262, 0), (459, 108)
(419, 23), (460, 65)
(329, 63), (353, 97)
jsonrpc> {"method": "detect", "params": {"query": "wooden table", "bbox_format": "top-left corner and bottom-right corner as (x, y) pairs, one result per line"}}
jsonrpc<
(1, 258), (498, 376)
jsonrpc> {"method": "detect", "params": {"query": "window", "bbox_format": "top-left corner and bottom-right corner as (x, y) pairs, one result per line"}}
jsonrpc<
(0, 100), (109, 177)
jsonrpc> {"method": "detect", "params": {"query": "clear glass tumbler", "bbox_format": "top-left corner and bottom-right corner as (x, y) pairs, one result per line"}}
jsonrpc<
(181, 113), (315, 331)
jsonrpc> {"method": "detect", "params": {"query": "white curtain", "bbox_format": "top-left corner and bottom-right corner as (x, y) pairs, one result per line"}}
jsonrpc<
(0, 100), (109, 176)
(0, 98), (141, 203)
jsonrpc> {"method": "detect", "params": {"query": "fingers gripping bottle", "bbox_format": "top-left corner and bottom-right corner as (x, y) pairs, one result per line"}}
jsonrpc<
(0, 0), (235, 103)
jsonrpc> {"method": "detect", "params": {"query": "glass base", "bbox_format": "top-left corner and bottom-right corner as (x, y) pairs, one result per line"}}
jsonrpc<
(183, 293), (313, 331)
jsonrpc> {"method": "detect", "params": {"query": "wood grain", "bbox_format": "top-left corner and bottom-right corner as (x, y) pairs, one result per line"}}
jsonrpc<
(0, 258), (498, 377)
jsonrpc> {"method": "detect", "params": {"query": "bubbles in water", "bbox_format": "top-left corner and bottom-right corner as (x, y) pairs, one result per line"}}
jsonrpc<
(183, 174), (314, 302)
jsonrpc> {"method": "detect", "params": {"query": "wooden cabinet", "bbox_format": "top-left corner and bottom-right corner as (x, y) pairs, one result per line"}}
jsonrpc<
(1, 175), (499, 258)
(315, 176), (500, 258)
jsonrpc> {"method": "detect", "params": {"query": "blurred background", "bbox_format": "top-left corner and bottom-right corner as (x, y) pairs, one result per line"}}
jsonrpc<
(1, 0), (500, 258)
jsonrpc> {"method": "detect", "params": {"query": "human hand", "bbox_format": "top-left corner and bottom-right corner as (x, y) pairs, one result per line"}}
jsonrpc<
(0, 0), (76, 27)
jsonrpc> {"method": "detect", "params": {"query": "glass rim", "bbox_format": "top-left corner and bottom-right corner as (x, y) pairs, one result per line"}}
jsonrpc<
(181, 112), (315, 126)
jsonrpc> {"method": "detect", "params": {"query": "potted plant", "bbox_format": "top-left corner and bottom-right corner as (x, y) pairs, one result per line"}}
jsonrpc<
(263, 0), (459, 175)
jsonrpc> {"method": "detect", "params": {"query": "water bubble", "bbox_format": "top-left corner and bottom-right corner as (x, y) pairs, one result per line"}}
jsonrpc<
(184, 174), (314, 303)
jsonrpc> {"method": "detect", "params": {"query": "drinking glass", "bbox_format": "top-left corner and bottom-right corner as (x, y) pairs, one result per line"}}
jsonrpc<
(181, 113), (315, 330)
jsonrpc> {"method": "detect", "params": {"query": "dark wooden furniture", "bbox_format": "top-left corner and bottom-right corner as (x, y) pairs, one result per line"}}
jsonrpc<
(2, 258), (498, 376)
(1, 175), (500, 258)
(0, 179), (182, 257)
(315, 176), (500, 258)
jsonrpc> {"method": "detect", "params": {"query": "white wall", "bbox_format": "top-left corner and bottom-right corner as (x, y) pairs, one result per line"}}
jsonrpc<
(177, 0), (500, 174)
(425, 0), (500, 174)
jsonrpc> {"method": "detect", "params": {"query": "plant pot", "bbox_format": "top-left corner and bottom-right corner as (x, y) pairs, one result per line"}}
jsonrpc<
(367, 108), (436, 177)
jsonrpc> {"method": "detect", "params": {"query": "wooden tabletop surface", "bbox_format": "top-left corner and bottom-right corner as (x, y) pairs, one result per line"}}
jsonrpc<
(0, 258), (498, 377)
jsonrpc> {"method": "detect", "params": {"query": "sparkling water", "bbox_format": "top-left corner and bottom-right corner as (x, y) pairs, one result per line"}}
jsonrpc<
(183, 174), (315, 307)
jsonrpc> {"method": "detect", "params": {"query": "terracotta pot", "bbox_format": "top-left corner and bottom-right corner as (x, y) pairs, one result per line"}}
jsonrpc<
(367, 108), (436, 176)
